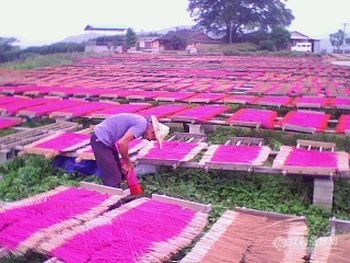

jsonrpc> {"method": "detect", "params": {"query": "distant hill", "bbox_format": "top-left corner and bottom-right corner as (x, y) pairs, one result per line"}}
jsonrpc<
(61, 33), (102, 44)
(60, 25), (194, 44)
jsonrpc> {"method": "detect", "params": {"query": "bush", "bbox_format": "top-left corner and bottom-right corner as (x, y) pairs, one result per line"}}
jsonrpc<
(258, 39), (276, 51)
(0, 42), (85, 63)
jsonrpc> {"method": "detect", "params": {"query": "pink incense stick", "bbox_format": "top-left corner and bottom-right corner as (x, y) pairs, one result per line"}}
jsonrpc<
(36, 133), (90, 151)
(0, 188), (111, 251)
(51, 200), (196, 263)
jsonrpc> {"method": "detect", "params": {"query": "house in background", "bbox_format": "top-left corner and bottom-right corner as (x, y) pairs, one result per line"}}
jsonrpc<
(149, 28), (222, 53)
(84, 24), (127, 53)
(289, 31), (320, 53)
(137, 36), (159, 51)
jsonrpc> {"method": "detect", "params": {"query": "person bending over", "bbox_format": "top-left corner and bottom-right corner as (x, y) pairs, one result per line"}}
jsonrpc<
(90, 113), (169, 187)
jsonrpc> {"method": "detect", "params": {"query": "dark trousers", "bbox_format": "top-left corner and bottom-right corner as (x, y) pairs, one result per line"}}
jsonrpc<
(90, 133), (123, 188)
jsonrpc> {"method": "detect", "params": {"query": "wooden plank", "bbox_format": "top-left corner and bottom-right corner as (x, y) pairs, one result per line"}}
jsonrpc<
(228, 137), (264, 146)
(284, 165), (335, 176)
(282, 124), (316, 134)
(235, 207), (306, 220)
(152, 194), (212, 213)
(205, 162), (254, 172)
(79, 182), (129, 197)
(229, 120), (260, 129)
(296, 139), (336, 150)
(330, 217), (350, 235)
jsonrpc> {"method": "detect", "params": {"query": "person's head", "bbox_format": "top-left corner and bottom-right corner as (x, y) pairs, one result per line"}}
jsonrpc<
(145, 115), (170, 148)
(144, 124), (156, 141)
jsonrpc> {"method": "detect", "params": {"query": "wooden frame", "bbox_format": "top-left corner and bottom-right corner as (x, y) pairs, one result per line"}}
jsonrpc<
(152, 194), (212, 213)
(0, 182), (129, 259)
(23, 131), (90, 158)
(282, 124), (317, 134)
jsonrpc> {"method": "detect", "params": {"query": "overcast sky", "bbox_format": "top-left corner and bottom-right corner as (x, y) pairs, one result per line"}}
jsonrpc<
(1, 0), (349, 46)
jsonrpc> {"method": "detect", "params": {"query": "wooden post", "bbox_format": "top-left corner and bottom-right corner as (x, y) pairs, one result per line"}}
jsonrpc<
(189, 124), (204, 134)
(0, 150), (8, 164)
(312, 178), (334, 210)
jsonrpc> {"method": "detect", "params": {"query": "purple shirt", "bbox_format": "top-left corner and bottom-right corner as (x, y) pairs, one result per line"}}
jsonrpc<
(94, 113), (148, 146)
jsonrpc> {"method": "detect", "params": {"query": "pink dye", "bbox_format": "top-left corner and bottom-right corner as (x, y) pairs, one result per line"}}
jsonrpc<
(257, 96), (291, 106)
(0, 188), (110, 250)
(145, 141), (199, 161)
(155, 91), (195, 101)
(296, 96), (328, 106)
(228, 108), (277, 128)
(126, 169), (144, 195)
(138, 105), (188, 118)
(334, 97), (350, 108)
(0, 118), (22, 129)
(37, 133), (90, 151)
(0, 98), (56, 114)
(21, 100), (86, 116)
(187, 93), (224, 102)
(0, 97), (28, 106)
(211, 145), (262, 164)
(280, 111), (330, 131)
(222, 95), (256, 104)
(53, 102), (113, 117)
(52, 200), (195, 263)
(337, 115), (350, 134)
(172, 105), (229, 121)
(92, 104), (150, 116)
(285, 148), (338, 168)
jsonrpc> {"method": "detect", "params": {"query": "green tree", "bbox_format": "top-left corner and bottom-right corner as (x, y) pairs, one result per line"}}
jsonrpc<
(330, 29), (345, 53)
(270, 27), (291, 50)
(126, 28), (137, 48)
(0, 37), (18, 54)
(188, 0), (294, 44)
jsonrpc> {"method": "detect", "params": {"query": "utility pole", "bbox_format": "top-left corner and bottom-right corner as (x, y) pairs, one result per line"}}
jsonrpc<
(342, 23), (349, 53)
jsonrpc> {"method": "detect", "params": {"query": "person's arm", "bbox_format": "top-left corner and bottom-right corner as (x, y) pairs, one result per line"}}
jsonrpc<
(117, 130), (135, 173)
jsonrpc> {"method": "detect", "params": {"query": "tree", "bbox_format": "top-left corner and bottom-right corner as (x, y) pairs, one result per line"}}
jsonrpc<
(330, 29), (345, 53)
(0, 37), (18, 54)
(126, 28), (137, 48)
(188, 0), (294, 44)
(270, 27), (291, 50)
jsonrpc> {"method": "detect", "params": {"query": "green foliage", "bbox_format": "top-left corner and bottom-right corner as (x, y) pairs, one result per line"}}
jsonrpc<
(22, 118), (55, 128)
(334, 180), (350, 218)
(126, 28), (137, 48)
(93, 35), (125, 47)
(0, 37), (18, 54)
(0, 42), (85, 64)
(330, 29), (345, 52)
(258, 39), (276, 51)
(142, 168), (332, 240)
(0, 52), (95, 70)
(270, 27), (291, 50)
(188, 0), (294, 43)
(0, 155), (99, 201)
(1, 252), (46, 263)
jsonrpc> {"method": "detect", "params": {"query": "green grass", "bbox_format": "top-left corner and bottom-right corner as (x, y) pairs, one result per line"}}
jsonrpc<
(1, 132), (349, 260)
(0, 129), (17, 137)
(0, 52), (101, 70)
(0, 155), (100, 201)
(142, 168), (332, 243)
(197, 42), (258, 54)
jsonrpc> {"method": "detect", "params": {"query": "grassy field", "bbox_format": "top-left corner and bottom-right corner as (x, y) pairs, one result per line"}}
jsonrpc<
(0, 52), (101, 70)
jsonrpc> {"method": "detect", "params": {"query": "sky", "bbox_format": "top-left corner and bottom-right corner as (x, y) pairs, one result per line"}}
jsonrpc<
(0, 0), (349, 46)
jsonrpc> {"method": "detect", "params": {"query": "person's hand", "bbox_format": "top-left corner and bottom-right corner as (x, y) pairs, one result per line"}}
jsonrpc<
(122, 160), (134, 174)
